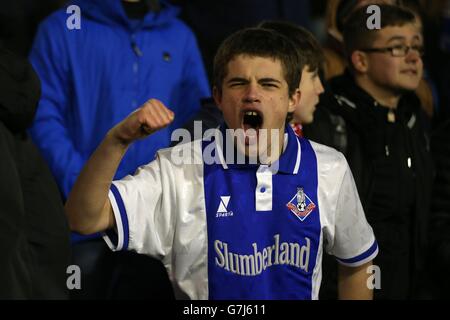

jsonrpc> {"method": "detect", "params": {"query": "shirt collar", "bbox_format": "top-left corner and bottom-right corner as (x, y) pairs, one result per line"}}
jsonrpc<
(275, 124), (302, 174)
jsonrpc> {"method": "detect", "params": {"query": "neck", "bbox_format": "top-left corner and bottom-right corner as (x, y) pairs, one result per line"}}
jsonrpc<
(355, 76), (401, 109)
(233, 127), (286, 165)
(260, 126), (286, 165)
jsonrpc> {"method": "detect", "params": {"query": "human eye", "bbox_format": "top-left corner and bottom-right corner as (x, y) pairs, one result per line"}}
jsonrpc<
(412, 45), (424, 55)
(392, 44), (405, 50)
(391, 44), (407, 55)
(261, 81), (279, 88)
(228, 80), (246, 87)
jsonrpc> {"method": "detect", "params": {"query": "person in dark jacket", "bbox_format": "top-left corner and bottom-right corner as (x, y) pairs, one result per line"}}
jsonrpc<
(429, 116), (450, 298)
(307, 5), (434, 299)
(0, 47), (70, 299)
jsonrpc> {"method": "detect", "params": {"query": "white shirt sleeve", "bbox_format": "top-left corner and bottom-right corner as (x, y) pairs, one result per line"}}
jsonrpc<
(327, 157), (379, 267)
(103, 153), (175, 261)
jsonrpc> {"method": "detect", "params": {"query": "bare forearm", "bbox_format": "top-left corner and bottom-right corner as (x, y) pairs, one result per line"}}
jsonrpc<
(338, 261), (373, 300)
(65, 99), (174, 234)
(65, 132), (128, 234)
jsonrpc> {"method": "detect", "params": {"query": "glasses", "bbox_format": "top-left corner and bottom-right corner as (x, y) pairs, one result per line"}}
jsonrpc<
(360, 45), (424, 57)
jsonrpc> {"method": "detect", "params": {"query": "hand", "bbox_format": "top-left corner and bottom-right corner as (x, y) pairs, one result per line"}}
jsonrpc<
(109, 99), (175, 146)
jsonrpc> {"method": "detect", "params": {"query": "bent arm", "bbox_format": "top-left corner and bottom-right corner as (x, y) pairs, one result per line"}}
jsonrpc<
(64, 132), (127, 234)
(338, 261), (373, 300)
(65, 99), (174, 235)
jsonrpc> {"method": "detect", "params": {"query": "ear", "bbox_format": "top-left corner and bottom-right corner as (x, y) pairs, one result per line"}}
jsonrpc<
(350, 51), (369, 73)
(288, 88), (301, 113)
(213, 86), (223, 111)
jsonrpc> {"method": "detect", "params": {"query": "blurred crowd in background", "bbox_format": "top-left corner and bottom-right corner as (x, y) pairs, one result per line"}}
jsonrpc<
(1, 0), (450, 300)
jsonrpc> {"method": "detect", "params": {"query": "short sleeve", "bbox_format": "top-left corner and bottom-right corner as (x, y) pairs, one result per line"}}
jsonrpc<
(103, 154), (175, 260)
(328, 161), (379, 267)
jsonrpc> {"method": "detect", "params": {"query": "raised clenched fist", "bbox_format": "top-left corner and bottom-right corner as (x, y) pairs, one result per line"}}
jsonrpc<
(109, 99), (175, 146)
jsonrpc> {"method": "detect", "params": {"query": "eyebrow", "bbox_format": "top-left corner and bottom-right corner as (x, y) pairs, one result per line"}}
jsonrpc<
(387, 35), (421, 43)
(259, 78), (282, 84)
(226, 77), (248, 84)
(226, 77), (282, 84)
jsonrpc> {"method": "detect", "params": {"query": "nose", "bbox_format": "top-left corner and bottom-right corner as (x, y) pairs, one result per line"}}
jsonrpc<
(315, 78), (325, 95)
(242, 82), (261, 104)
(405, 47), (421, 63)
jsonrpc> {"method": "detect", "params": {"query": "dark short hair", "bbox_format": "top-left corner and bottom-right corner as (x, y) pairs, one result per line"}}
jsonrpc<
(343, 4), (417, 59)
(258, 20), (325, 74)
(213, 27), (302, 97)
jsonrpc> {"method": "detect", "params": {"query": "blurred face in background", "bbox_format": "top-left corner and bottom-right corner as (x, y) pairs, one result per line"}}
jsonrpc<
(292, 65), (324, 125)
(362, 24), (423, 94)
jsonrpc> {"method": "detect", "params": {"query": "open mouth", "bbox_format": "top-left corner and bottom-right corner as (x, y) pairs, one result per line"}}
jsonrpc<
(241, 110), (264, 146)
(242, 110), (263, 131)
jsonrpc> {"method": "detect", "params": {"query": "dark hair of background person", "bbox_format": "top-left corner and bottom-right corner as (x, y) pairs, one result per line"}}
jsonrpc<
(258, 20), (325, 74)
(343, 4), (417, 61)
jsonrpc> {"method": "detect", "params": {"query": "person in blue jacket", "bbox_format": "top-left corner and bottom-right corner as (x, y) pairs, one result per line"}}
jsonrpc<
(28, 0), (209, 299)
(29, 0), (210, 200)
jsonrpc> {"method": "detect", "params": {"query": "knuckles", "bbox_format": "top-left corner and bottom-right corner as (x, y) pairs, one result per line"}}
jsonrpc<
(129, 99), (174, 135)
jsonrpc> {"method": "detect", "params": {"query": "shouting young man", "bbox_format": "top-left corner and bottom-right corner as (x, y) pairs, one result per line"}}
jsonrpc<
(65, 28), (378, 299)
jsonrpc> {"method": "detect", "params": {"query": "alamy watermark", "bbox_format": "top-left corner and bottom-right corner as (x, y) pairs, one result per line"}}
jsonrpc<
(66, 265), (81, 290)
(66, 5), (81, 30)
(169, 121), (282, 172)
(366, 5), (381, 30)
(367, 264), (381, 290)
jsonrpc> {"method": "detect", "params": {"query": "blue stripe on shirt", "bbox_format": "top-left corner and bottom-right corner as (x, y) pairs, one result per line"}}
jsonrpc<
(337, 240), (378, 264)
(110, 184), (130, 251)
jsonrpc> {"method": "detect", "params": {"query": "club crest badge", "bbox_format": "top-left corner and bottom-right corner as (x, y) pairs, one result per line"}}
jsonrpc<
(286, 187), (316, 221)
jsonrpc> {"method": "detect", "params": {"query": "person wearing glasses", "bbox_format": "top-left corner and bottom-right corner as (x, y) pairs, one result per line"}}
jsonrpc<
(322, 0), (435, 120)
(320, 4), (434, 299)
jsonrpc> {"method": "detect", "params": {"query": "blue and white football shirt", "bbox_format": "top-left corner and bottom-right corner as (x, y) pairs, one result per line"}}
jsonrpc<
(104, 125), (378, 299)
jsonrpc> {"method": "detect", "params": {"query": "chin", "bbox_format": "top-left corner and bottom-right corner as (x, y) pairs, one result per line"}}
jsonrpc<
(399, 77), (421, 91)
(399, 82), (420, 92)
(304, 116), (314, 125)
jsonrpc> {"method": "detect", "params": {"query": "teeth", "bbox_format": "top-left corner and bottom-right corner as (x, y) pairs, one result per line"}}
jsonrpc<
(244, 111), (258, 116)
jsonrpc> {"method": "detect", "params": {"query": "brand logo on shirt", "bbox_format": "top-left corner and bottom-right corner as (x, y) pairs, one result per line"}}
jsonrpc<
(216, 196), (234, 218)
(286, 187), (315, 221)
(214, 234), (311, 276)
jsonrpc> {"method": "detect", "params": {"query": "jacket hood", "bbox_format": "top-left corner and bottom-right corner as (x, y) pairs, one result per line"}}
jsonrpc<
(70, 0), (180, 30)
(0, 48), (40, 133)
